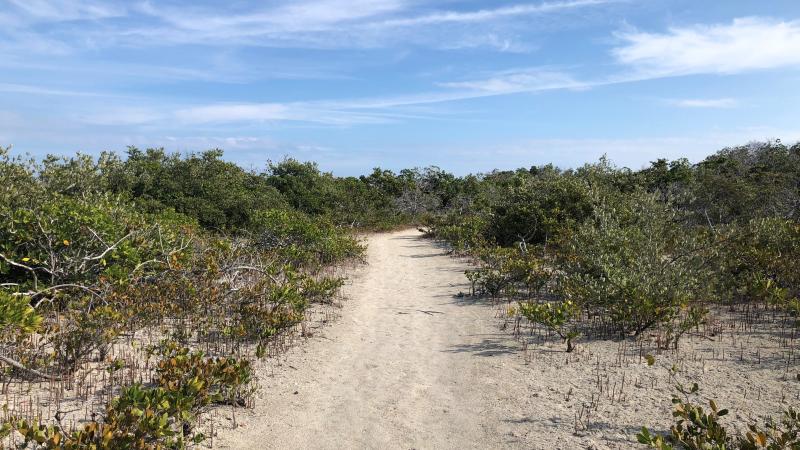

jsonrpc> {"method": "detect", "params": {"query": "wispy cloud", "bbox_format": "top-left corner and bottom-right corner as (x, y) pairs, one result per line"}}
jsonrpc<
(0, 82), (109, 97)
(369, 0), (612, 28)
(143, 0), (408, 33)
(437, 34), (535, 53)
(6, 0), (126, 22)
(160, 72), (587, 126)
(80, 101), (410, 128)
(0, 31), (73, 55)
(6, 0), (613, 51)
(664, 98), (739, 109)
(174, 104), (291, 124)
(613, 17), (800, 76)
(438, 68), (586, 94)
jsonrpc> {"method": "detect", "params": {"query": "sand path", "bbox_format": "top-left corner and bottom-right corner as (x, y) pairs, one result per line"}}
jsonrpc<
(217, 229), (534, 449)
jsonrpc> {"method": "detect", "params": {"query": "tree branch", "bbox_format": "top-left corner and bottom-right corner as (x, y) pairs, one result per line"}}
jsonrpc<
(83, 231), (133, 262)
(0, 355), (63, 381)
(0, 253), (39, 290)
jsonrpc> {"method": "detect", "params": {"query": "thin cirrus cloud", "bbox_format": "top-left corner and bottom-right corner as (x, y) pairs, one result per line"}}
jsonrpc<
(368, 0), (612, 28)
(161, 71), (587, 127)
(613, 17), (800, 76)
(103, 0), (615, 49)
(665, 98), (739, 109)
(0, 0), (619, 61)
(174, 104), (291, 124)
(141, 0), (408, 33)
(80, 101), (412, 128)
(438, 69), (587, 94)
(6, 0), (126, 22)
(171, 103), (410, 127)
(0, 82), (110, 97)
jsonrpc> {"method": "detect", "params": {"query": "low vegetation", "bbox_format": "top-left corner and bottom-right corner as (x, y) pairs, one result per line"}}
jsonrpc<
(0, 146), (392, 448)
(637, 384), (800, 449)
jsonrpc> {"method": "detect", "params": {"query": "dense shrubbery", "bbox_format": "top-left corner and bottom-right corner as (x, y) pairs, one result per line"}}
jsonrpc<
(104, 148), (286, 231)
(487, 171), (592, 247)
(0, 146), (374, 447)
(558, 191), (712, 342)
(250, 209), (364, 268)
(424, 141), (800, 350)
(419, 140), (799, 447)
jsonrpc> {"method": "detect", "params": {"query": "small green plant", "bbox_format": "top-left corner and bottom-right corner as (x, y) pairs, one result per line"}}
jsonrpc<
(1, 384), (198, 449)
(154, 341), (256, 411)
(741, 408), (800, 449)
(638, 384), (800, 450)
(0, 293), (42, 335)
(518, 300), (580, 352)
(638, 383), (730, 449)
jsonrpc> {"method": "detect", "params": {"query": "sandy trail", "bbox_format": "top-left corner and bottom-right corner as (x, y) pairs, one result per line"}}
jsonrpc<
(217, 229), (534, 449)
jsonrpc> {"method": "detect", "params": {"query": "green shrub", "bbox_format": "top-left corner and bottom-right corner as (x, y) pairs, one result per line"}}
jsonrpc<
(487, 173), (592, 248)
(558, 192), (709, 340)
(153, 341), (256, 410)
(715, 218), (800, 307)
(518, 300), (580, 352)
(250, 209), (364, 268)
(108, 148), (287, 231)
(0, 192), (193, 290)
(638, 384), (800, 450)
(2, 384), (199, 449)
(0, 292), (42, 336)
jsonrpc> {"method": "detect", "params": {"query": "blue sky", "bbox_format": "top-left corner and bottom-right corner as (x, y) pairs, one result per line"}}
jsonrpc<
(1, 0), (800, 175)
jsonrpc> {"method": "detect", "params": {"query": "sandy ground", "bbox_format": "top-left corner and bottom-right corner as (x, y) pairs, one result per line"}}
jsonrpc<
(214, 229), (800, 450)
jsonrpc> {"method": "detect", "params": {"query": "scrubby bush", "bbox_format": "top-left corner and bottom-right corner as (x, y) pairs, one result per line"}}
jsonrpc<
(107, 148), (287, 231)
(249, 209), (364, 268)
(558, 191), (711, 341)
(714, 218), (800, 308)
(0, 339), (257, 449)
(0, 146), (368, 447)
(638, 384), (800, 450)
(152, 340), (256, 410)
(518, 300), (580, 352)
(487, 172), (592, 248)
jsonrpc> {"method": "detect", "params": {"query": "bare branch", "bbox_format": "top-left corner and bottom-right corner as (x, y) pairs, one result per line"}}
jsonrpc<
(0, 355), (63, 381)
(131, 259), (165, 274)
(86, 227), (108, 247)
(0, 253), (39, 290)
(83, 231), (134, 263)
(224, 265), (281, 285)
(30, 284), (105, 308)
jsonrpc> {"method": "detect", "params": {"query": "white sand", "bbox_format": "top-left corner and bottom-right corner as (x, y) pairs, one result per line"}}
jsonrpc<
(214, 229), (800, 449)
